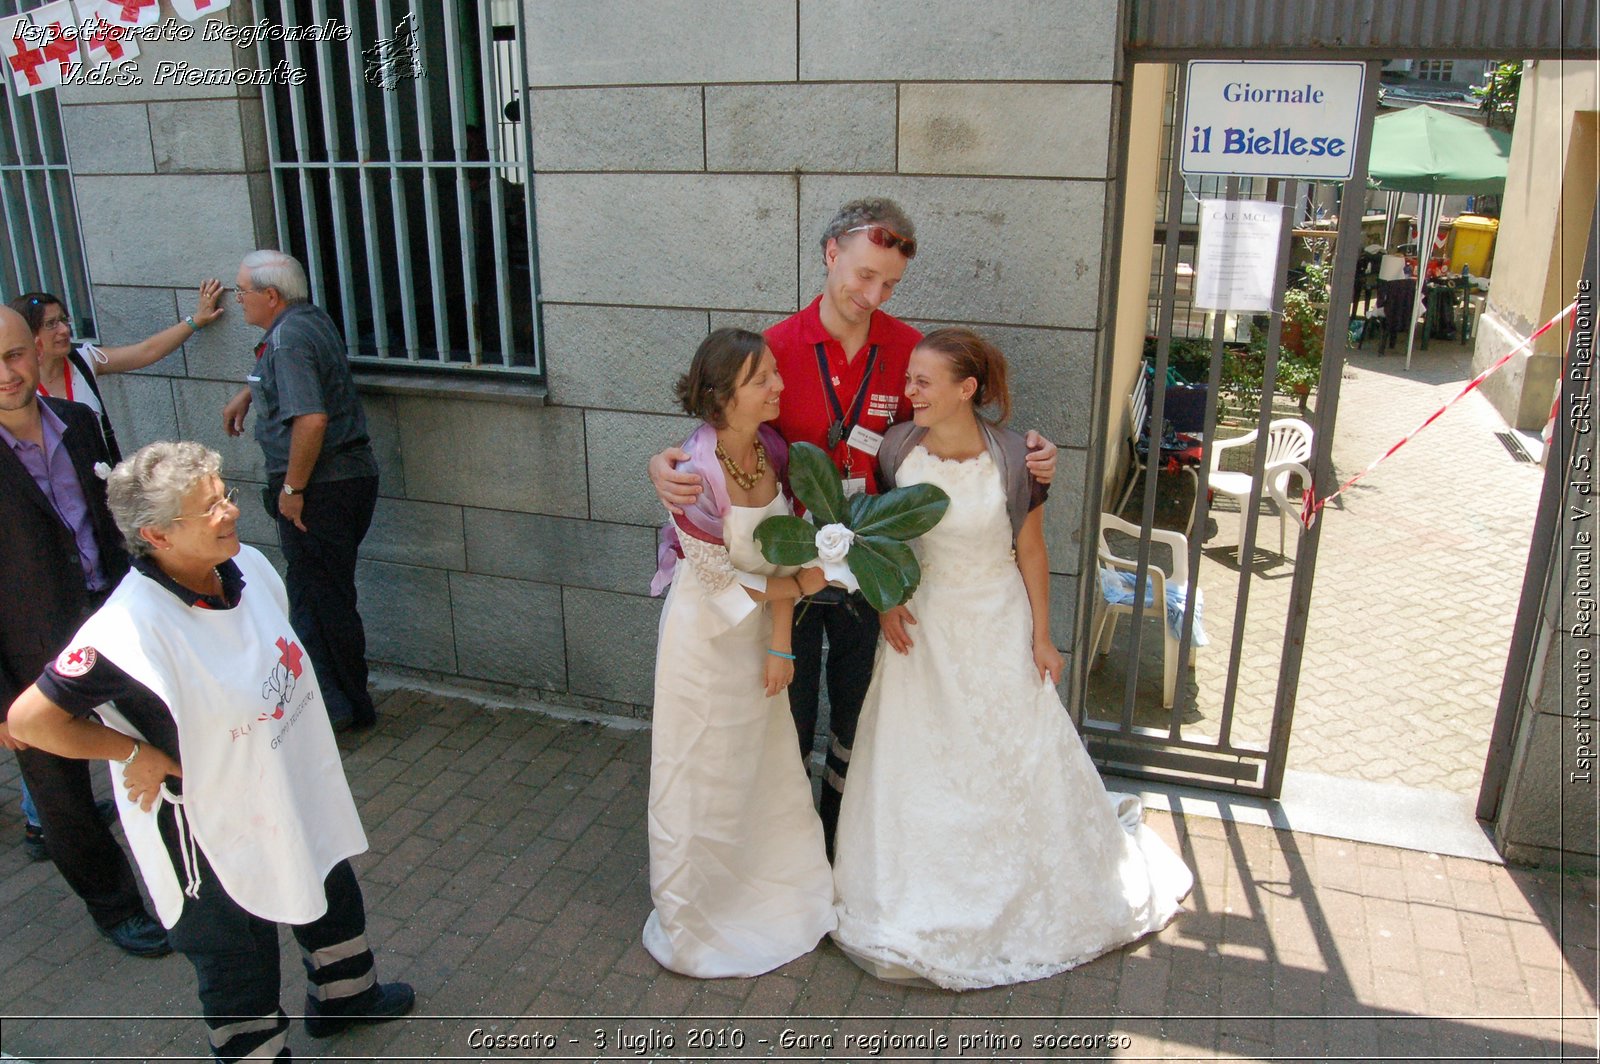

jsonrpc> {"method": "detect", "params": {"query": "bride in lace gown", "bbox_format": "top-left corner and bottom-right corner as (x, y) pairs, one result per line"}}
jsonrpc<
(645, 329), (835, 978)
(832, 328), (1193, 990)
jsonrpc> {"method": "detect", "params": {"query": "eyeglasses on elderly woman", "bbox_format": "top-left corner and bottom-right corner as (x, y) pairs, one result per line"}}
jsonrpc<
(171, 485), (239, 523)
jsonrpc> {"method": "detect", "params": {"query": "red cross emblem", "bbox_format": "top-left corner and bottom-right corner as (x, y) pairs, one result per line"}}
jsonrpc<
(40, 22), (76, 74)
(85, 21), (126, 61)
(276, 636), (304, 679)
(110, 0), (156, 24)
(54, 645), (98, 678)
(7, 28), (50, 87)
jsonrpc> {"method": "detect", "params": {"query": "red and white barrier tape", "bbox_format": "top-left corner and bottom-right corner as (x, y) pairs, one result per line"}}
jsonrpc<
(1301, 298), (1579, 529)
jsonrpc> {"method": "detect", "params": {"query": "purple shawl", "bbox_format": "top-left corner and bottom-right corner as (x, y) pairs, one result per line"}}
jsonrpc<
(650, 422), (790, 596)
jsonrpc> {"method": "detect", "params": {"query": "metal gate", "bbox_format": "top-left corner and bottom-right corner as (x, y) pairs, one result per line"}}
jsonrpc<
(1079, 61), (1382, 797)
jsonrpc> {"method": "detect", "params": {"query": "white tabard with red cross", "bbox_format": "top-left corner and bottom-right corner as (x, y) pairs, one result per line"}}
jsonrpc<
(64, 544), (368, 928)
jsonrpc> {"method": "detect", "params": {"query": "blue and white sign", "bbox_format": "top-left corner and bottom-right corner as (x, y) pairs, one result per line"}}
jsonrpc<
(1181, 60), (1366, 181)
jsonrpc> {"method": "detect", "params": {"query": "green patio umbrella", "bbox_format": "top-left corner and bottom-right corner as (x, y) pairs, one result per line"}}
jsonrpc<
(1368, 104), (1513, 195)
(1367, 105), (1512, 367)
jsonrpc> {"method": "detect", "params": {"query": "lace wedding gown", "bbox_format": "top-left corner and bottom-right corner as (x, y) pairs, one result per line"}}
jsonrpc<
(644, 496), (836, 977)
(832, 447), (1193, 990)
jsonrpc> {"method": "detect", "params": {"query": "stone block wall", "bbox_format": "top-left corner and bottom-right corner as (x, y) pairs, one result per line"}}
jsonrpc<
(1493, 468), (1600, 868)
(54, 9), (276, 529)
(71, 0), (1123, 720)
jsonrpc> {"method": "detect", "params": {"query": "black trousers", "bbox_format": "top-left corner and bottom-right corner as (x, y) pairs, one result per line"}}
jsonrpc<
(11, 746), (144, 929)
(167, 853), (376, 1063)
(265, 475), (379, 726)
(789, 592), (880, 858)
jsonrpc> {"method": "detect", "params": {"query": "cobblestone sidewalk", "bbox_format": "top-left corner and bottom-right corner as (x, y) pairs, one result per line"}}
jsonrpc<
(1, 686), (1595, 1062)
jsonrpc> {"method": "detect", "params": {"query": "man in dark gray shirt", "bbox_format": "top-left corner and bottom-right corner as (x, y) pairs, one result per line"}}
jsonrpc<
(223, 250), (381, 728)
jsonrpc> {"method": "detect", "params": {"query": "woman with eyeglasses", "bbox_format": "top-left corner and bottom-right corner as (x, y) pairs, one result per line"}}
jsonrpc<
(10, 282), (225, 462)
(6, 440), (412, 1061)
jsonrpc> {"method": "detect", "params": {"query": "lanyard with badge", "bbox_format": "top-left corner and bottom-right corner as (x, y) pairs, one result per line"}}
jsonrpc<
(814, 342), (886, 494)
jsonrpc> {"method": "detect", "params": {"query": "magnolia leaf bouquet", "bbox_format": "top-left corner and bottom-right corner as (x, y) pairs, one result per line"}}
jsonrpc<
(755, 442), (950, 612)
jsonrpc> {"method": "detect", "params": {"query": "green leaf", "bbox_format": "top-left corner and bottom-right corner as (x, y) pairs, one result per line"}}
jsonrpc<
(850, 483), (951, 541)
(847, 535), (920, 613)
(786, 442), (847, 525)
(846, 491), (874, 527)
(754, 515), (820, 566)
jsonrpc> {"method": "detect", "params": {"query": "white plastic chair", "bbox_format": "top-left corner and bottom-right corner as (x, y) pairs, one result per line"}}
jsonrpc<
(1091, 514), (1197, 709)
(1208, 418), (1314, 555)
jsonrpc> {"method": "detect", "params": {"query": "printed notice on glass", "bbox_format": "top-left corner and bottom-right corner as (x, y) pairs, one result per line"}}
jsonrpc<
(1193, 199), (1284, 311)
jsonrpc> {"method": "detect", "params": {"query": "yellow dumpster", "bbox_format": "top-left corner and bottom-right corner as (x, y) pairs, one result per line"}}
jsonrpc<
(1449, 214), (1499, 276)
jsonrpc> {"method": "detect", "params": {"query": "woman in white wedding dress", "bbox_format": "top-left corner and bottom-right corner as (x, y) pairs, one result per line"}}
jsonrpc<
(644, 329), (836, 978)
(832, 327), (1193, 990)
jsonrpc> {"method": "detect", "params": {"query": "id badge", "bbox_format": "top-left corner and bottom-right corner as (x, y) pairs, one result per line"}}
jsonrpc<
(842, 477), (867, 497)
(846, 424), (884, 456)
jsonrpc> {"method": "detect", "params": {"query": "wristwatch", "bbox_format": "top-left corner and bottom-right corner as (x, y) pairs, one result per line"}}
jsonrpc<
(281, 484), (301, 496)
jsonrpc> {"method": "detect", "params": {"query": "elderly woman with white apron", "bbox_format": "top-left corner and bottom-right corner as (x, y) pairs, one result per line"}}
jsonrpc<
(8, 441), (412, 1063)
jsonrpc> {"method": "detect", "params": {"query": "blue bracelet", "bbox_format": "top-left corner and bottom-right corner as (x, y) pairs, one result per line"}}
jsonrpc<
(767, 649), (796, 660)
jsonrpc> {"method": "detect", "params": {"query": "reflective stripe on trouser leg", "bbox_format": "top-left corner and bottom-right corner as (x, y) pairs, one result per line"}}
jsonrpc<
(824, 737), (851, 793)
(819, 737), (851, 861)
(300, 931), (375, 1005)
(165, 844), (288, 1064)
(295, 860), (376, 1007)
(206, 1012), (289, 1062)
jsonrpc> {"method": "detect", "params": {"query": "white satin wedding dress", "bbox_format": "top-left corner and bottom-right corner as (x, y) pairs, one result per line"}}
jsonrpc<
(644, 496), (835, 977)
(832, 447), (1194, 990)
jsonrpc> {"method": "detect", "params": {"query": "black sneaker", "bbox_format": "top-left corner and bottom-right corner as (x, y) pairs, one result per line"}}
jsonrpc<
(304, 981), (415, 1038)
(22, 823), (47, 861)
(99, 912), (172, 958)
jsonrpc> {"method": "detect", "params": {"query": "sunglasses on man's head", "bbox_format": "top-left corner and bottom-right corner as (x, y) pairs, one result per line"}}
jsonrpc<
(845, 224), (917, 259)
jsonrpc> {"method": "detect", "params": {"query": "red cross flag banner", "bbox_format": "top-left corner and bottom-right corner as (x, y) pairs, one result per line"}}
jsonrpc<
(2, 4), (78, 98)
(170, 0), (232, 21)
(86, 0), (160, 28)
(0, 15), (54, 97)
(79, 10), (138, 68)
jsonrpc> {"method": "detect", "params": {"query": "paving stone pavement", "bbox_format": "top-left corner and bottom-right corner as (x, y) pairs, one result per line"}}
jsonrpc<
(1091, 338), (1543, 795)
(1291, 341), (1546, 793)
(1, 685), (1595, 1062)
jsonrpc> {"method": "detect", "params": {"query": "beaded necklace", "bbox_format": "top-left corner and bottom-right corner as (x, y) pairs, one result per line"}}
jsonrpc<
(716, 438), (767, 491)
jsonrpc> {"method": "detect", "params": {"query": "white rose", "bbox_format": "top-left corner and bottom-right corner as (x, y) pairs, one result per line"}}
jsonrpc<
(814, 523), (855, 564)
(93, 462), (112, 480)
(812, 523), (860, 593)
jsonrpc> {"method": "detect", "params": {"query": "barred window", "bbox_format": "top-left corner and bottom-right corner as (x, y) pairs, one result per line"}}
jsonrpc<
(1414, 59), (1455, 82)
(0, 0), (95, 340)
(258, 0), (541, 375)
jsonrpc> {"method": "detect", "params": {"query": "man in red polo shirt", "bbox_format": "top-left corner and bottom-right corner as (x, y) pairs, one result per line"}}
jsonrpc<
(650, 198), (1056, 855)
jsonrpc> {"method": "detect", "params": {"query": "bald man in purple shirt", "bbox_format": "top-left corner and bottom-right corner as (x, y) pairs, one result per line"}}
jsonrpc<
(0, 306), (168, 958)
